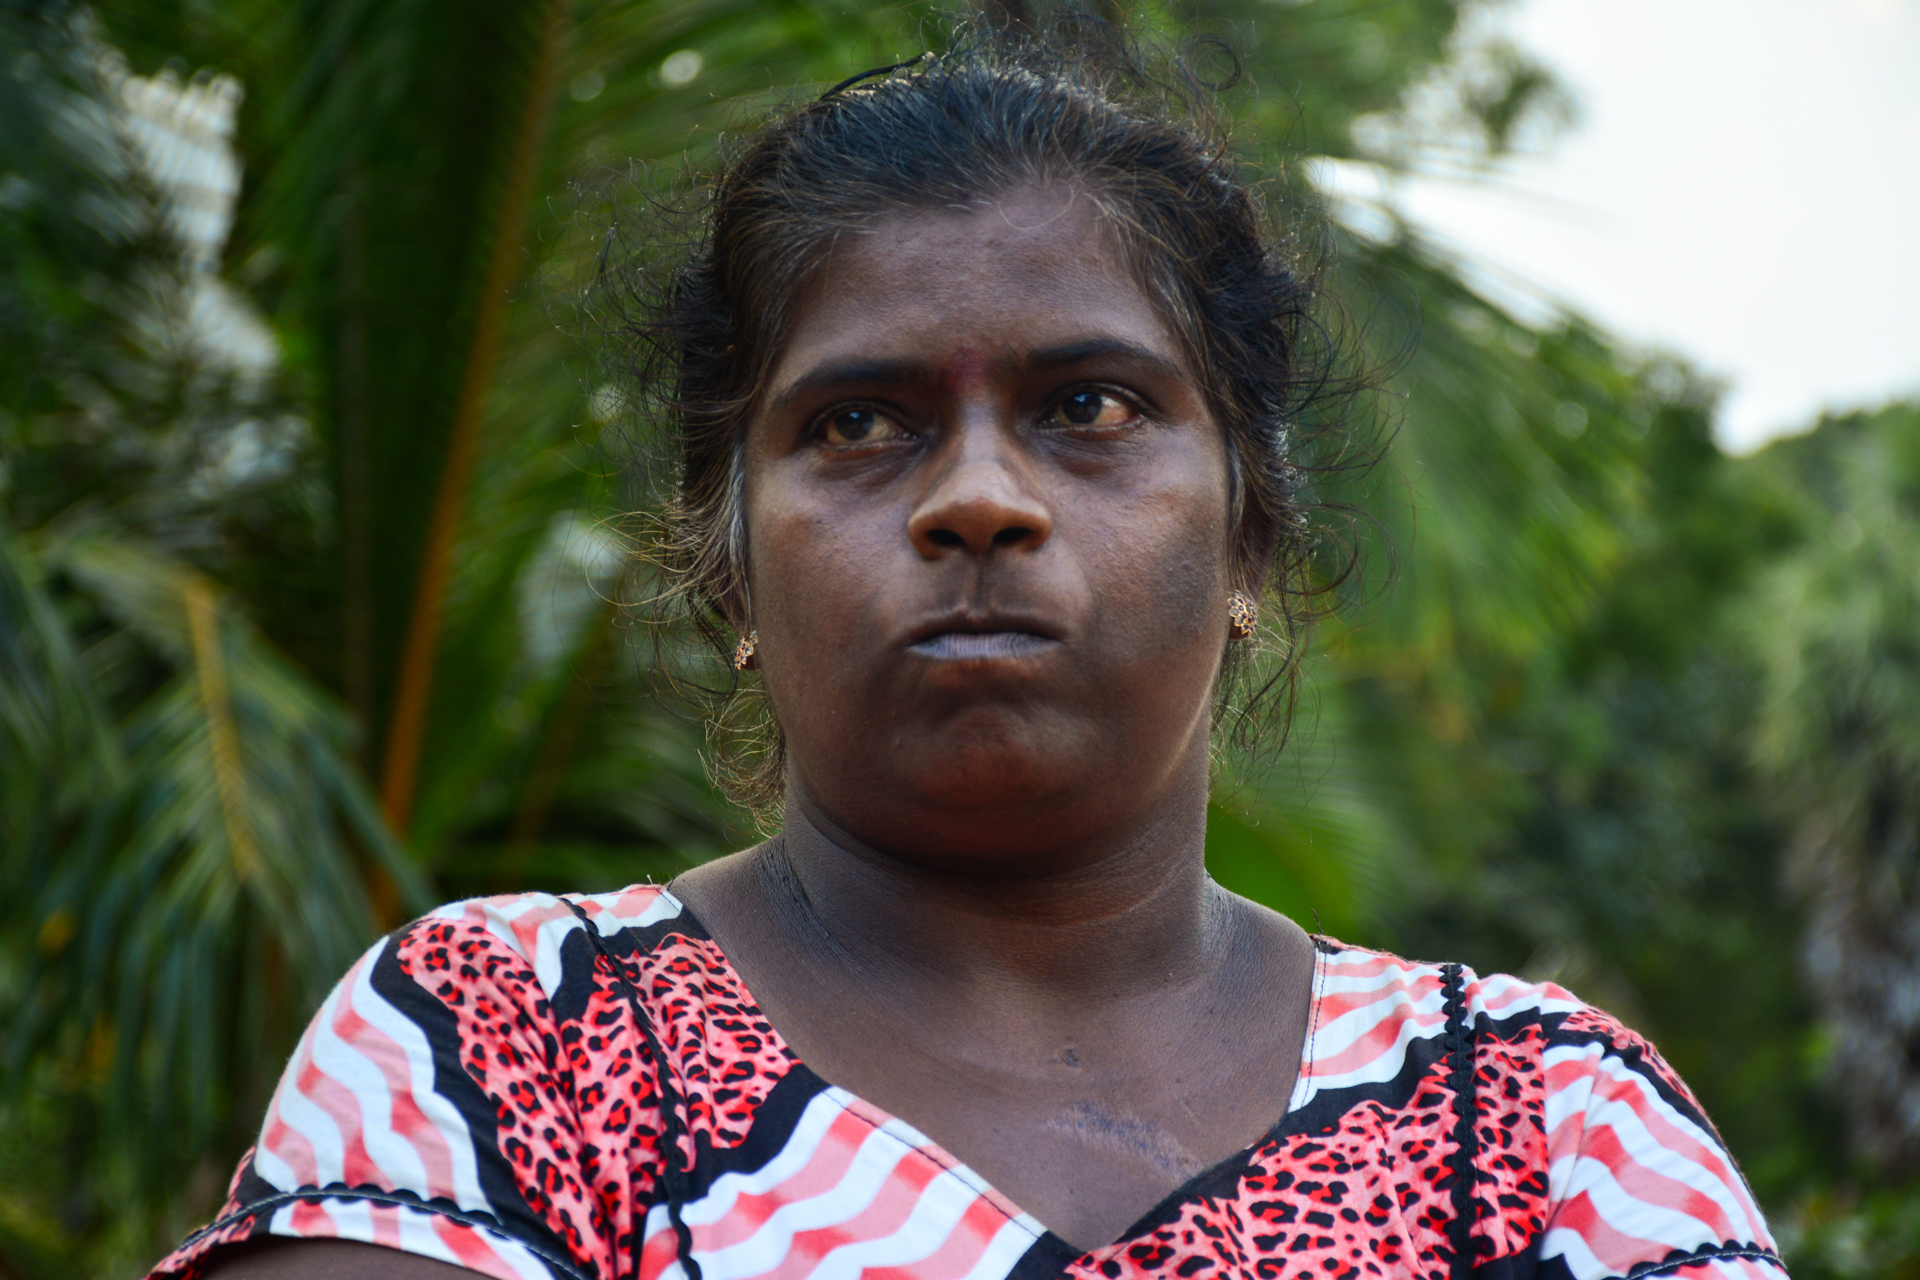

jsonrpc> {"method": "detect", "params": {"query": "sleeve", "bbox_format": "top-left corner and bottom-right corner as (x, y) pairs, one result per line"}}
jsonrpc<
(1534, 1005), (1790, 1280)
(146, 906), (644, 1280)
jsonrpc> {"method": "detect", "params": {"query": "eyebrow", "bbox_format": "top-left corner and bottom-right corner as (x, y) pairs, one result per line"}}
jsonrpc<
(767, 358), (928, 412)
(1021, 338), (1183, 381)
(767, 337), (1190, 411)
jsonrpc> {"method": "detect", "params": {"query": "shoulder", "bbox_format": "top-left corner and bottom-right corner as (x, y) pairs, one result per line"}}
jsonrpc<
(268, 881), (709, 1176)
(394, 883), (696, 979)
(1302, 937), (1683, 1078)
(308, 884), (704, 1052)
(148, 886), (744, 1280)
(1296, 939), (1784, 1278)
(1300, 937), (1725, 1154)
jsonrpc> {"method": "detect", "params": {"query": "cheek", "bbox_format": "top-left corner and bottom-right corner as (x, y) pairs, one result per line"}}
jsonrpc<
(1083, 457), (1233, 654)
(744, 483), (888, 656)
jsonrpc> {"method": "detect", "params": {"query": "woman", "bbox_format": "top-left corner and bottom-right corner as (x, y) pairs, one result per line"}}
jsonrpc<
(155, 41), (1786, 1280)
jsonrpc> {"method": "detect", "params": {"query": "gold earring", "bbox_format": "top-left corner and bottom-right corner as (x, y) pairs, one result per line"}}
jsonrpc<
(731, 629), (758, 671)
(1226, 591), (1258, 641)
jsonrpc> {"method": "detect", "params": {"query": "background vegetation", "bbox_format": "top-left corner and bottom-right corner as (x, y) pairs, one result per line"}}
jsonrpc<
(1, 0), (1913, 1274)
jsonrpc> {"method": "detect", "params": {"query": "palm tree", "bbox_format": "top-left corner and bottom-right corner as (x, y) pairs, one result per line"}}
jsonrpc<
(0, 6), (428, 1268)
(0, 0), (1741, 1272)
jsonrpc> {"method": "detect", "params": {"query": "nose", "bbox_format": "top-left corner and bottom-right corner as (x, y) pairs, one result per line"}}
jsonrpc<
(907, 427), (1054, 559)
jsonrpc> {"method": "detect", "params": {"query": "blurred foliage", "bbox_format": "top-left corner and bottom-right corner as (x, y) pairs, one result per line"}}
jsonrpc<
(1785, 1183), (1920, 1280)
(1746, 404), (1920, 1183)
(1, 0), (1916, 1274)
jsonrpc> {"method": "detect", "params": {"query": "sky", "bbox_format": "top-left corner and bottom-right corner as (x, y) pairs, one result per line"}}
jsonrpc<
(1374, 0), (1920, 453)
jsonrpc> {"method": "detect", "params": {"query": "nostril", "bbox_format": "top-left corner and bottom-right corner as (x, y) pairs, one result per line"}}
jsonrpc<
(991, 526), (1031, 547)
(928, 529), (966, 549)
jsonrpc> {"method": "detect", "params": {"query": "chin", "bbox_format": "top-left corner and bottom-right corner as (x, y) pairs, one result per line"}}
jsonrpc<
(842, 736), (1138, 866)
(914, 746), (1074, 812)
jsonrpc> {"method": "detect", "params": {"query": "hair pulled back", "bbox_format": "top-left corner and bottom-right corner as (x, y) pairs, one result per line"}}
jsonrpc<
(603, 27), (1364, 809)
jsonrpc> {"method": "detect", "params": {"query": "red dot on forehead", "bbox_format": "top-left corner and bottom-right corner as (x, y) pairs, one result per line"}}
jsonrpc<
(940, 350), (989, 390)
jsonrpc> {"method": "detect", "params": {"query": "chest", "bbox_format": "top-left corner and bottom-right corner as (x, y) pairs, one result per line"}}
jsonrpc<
(538, 940), (1531, 1280)
(420, 915), (1565, 1280)
(774, 1015), (1300, 1251)
(656, 1070), (1492, 1280)
(569, 996), (1514, 1280)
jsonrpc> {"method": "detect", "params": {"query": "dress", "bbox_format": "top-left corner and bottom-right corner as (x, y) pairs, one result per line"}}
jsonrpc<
(149, 886), (1787, 1280)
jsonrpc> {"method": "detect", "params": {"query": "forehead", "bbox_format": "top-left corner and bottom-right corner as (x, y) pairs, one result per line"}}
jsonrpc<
(772, 185), (1186, 378)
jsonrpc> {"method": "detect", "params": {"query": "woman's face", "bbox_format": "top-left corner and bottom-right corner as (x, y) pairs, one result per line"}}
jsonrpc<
(741, 185), (1235, 869)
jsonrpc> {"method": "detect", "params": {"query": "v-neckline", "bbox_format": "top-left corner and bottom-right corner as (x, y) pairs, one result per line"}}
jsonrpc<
(656, 887), (1330, 1260)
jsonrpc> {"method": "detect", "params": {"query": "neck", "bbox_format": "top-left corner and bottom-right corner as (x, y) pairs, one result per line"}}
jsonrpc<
(758, 766), (1229, 1010)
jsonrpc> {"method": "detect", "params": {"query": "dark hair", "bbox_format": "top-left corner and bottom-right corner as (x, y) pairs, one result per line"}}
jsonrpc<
(598, 29), (1368, 810)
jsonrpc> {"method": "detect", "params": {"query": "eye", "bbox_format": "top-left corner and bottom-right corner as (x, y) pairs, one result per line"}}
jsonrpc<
(1052, 390), (1139, 430)
(816, 406), (909, 446)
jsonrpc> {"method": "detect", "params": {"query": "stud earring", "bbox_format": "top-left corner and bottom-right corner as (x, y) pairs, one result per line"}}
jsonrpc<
(731, 629), (758, 671)
(1226, 591), (1258, 641)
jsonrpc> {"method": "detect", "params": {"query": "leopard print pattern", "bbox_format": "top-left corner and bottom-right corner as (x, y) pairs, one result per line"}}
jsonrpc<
(398, 915), (625, 1265)
(1066, 1051), (1471, 1280)
(1464, 1026), (1551, 1263)
(610, 934), (799, 1152)
(389, 904), (799, 1276)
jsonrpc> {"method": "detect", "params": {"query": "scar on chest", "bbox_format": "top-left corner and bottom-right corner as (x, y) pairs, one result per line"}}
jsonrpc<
(1042, 1099), (1202, 1178)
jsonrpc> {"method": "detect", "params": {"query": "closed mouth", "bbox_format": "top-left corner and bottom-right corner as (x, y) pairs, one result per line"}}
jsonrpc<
(907, 631), (1060, 662)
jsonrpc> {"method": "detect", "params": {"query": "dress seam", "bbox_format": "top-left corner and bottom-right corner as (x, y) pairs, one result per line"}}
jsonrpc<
(1442, 961), (1480, 1280)
(561, 898), (704, 1280)
(1291, 941), (1332, 1115)
(1624, 1244), (1785, 1278)
(175, 1190), (594, 1280)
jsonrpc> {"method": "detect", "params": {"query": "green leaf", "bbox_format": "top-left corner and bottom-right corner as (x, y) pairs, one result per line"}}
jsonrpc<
(6, 523), (426, 1196)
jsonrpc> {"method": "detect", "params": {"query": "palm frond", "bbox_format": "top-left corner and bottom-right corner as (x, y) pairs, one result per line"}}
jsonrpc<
(7, 521), (426, 1187)
(0, 526), (119, 866)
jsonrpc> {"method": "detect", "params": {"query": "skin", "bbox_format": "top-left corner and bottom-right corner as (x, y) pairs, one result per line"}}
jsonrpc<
(207, 185), (1316, 1277)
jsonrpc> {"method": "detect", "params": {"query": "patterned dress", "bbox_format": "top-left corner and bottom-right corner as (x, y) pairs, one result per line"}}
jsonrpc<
(150, 886), (1787, 1280)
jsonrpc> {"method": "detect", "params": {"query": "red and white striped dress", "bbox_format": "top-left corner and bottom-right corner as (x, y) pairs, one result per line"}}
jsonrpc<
(149, 886), (1787, 1280)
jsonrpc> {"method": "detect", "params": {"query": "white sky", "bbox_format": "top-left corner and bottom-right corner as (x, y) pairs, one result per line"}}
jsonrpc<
(1379, 0), (1920, 452)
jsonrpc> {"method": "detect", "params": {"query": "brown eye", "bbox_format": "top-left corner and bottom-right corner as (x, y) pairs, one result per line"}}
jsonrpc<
(818, 407), (906, 446)
(1056, 391), (1135, 428)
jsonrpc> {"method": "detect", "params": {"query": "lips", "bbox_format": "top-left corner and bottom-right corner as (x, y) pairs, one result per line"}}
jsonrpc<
(908, 631), (1058, 661)
(903, 611), (1063, 662)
